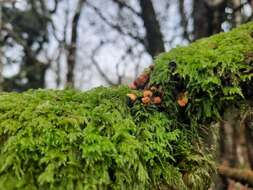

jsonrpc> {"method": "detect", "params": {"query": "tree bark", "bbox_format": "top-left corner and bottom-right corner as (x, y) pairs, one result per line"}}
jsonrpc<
(243, 112), (253, 169)
(192, 0), (226, 40)
(139, 0), (165, 57)
(178, 0), (190, 42)
(219, 107), (241, 168)
(66, 0), (86, 88)
(231, 0), (242, 27)
(218, 165), (253, 187)
(23, 49), (48, 90)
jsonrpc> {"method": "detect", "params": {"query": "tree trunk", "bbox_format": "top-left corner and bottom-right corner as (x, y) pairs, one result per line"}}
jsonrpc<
(231, 0), (242, 27)
(139, 0), (165, 57)
(24, 51), (47, 90)
(178, 0), (190, 42)
(66, 0), (86, 88)
(219, 108), (240, 168)
(0, 49), (3, 91)
(243, 112), (253, 169)
(192, 0), (226, 40)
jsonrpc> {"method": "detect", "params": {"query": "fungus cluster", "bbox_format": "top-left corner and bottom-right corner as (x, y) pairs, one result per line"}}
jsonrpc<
(127, 65), (163, 107)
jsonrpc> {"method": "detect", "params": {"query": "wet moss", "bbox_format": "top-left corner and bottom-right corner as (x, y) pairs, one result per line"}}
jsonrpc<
(0, 22), (253, 190)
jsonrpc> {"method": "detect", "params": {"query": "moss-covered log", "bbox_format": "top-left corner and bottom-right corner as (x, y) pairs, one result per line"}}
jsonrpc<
(0, 22), (252, 190)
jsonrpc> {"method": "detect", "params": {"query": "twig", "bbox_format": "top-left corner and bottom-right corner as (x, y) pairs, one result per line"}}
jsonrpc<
(111, 0), (140, 17)
(91, 44), (116, 85)
(87, 2), (145, 46)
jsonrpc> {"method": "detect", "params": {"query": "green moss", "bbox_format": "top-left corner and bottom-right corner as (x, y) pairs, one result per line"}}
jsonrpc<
(151, 22), (253, 122)
(0, 86), (213, 190)
(1, 22), (253, 190)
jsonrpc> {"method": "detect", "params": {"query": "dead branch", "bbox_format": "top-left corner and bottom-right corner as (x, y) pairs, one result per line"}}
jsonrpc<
(218, 165), (253, 187)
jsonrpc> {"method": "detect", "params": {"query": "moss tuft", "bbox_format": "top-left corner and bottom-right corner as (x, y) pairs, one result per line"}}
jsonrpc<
(0, 87), (213, 190)
(1, 22), (253, 189)
(151, 22), (253, 123)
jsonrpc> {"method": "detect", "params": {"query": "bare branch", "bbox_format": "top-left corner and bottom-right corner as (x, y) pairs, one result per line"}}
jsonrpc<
(87, 2), (145, 46)
(218, 165), (253, 187)
(91, 44), (116, 85)
(111, 0), (141, 17)
(50, 0), (59, 14)
(49, 3), (70, 87)
(2, 26), (27, 48)
(0, 0), (17, 3)
(115, 49), (129, 84)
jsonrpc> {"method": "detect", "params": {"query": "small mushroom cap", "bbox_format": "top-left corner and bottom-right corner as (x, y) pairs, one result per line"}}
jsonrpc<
(143, 90), (153, 98)
(177, 91), (189, 107)
(129, 82), (137, 90)
(127, 93), (137, 102)
(142, 96), (151, 104)
(153, 96), (162, 104)
(177, 97), (188, 107)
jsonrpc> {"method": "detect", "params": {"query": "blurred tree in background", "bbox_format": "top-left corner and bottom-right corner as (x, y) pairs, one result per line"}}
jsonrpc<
(0, 0), (253, 189)
(0, 0), (52, 91)
(0, 0), (252, 90)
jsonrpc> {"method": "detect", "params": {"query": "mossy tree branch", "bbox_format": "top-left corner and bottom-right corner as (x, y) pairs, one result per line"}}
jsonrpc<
(0, 22), (253, 190)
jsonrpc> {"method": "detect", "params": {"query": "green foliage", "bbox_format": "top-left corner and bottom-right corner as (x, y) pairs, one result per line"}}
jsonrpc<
(1, 22), (253, 190)
(0, 87), (213, 190)
(151, 22), (253, 123)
